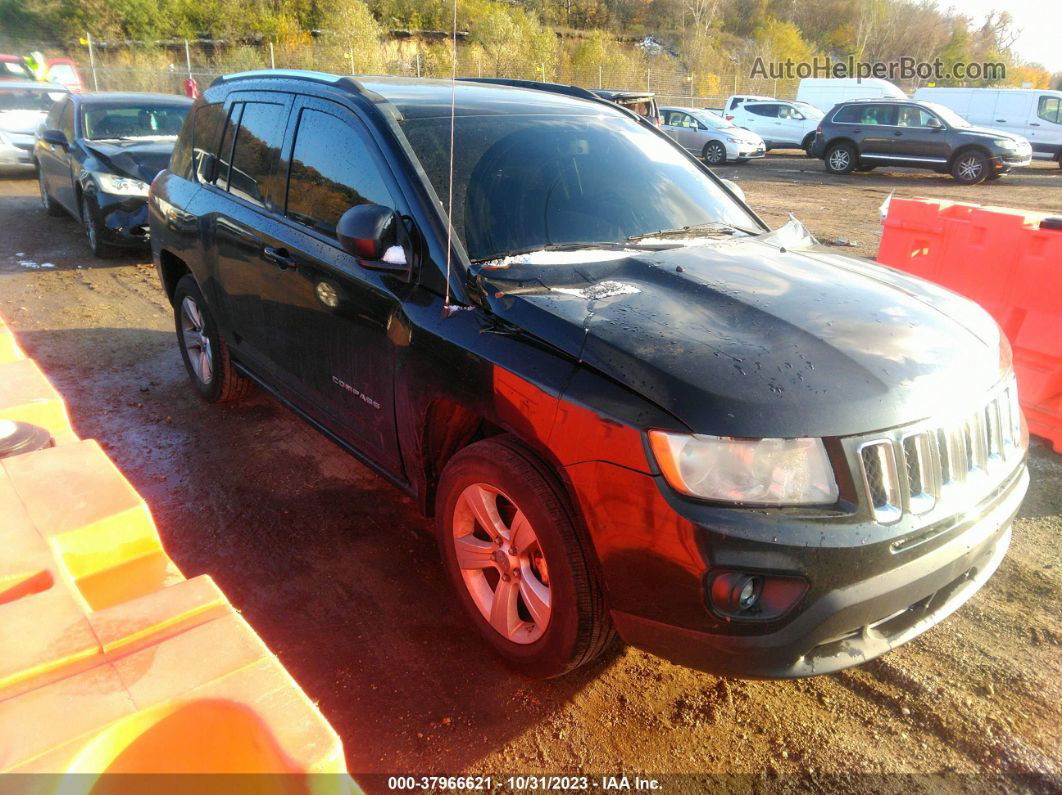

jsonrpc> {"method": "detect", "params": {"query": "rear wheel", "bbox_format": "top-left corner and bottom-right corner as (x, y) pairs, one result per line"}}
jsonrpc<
(951, 150), (989, 185)
(38, 166), (63, 216)
(825, 142), (857, 174)
(435, 436), (613, 678)
(172, 274), (251, 403)
(802, 133), (816, 157)
(703, 140), (726, 165)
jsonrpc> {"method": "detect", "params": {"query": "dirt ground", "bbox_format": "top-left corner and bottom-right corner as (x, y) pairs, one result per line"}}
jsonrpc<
(1, 156), (1060, 792)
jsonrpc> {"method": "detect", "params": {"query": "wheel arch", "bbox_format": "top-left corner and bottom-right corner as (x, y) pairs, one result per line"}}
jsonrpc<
(948, 143), (992, 169)
(158, 249), (192, 305)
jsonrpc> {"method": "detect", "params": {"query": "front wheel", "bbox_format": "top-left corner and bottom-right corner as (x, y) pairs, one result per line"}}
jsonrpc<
(952, 151), (989, 185)
(80, 193), (115, 258)
(172, 274), (251, 403)
(825, 142), (857, 174)
(435, 436), (614, 678)
(703, 140), (727, 165)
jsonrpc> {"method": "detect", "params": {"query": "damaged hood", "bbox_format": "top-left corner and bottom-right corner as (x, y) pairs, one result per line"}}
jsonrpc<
(85, 139), (176, 183)
(480, 234), (1005, 438)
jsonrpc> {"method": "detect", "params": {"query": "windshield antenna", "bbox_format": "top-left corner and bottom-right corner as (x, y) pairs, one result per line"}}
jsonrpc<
(441, 0), (469, 318)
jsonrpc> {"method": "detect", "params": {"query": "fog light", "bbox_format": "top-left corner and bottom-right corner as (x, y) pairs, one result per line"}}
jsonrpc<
(707, 570), (808, 621)
(712, 572), (763, 614)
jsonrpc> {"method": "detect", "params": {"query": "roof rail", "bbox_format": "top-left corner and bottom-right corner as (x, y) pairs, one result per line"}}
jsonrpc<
(209, 69), (359, 91)
(455, 77), (644, 123)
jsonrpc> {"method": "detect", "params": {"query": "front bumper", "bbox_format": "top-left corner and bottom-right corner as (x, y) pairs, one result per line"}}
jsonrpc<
(0, 142), (34, 167)
(994, 152), (1032, 171)
(730, 143), (766, 160)
(589, 459), (1027, 678)
(93, 191), (151, 247)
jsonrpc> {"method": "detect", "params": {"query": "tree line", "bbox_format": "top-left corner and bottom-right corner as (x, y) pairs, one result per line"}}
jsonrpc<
(1, 0), (1057, 91)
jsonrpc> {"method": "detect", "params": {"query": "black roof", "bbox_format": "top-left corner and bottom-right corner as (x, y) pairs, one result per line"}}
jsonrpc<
(213, 70), (622, 121)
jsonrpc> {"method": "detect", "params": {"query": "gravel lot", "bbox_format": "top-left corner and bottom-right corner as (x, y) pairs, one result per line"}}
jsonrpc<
(1, 155), (1060, 791)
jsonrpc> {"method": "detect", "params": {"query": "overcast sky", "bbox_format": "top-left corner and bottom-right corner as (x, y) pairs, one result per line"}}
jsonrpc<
(946, 0), (1062, 74)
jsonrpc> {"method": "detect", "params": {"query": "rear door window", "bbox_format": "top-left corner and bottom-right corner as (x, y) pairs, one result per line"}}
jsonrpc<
(857, 104), (898, 125)
(285, 107), (395, 239)
(746, 104), (780, 118)
(191, 102), (227, 183)
(225, 100), (288, 210)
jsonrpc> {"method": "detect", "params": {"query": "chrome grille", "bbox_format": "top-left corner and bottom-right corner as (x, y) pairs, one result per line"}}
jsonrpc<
(855, 379), (1024, 524)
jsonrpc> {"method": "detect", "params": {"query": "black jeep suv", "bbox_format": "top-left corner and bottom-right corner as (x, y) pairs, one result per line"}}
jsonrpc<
(811, 98), (1032, 184)
(149, 71), (1028, 679)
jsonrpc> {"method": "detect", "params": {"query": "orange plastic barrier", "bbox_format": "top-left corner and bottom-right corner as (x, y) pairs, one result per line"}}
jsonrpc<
(0, 357), (78, 446)
(879, 197), (1062, 453)
(0, 315), (357, 789)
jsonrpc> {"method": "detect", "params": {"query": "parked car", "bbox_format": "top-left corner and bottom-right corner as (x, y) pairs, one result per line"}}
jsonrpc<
(150, 71), (1028, 680)
(0, 81), (68, 171)
(35, 92), (192, 256)
(0, 54), (33, 81)
(43, 58), (84, 92)
(721, 94), (773, 116)
(811, 98), (1033, 184)
(727, 99), (824, 152)
(591, 89), (661, 125)
(913, 87), (1062, 169)
(660, 105), (765, 164)
(797, 77), (906, 113)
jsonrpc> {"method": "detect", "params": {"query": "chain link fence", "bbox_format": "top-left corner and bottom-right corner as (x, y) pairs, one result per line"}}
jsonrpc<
(4, 35), (803, 110)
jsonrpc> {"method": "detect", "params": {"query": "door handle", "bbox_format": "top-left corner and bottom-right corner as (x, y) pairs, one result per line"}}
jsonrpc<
(894, 131), (903, 136)
(1030, 122), (1040, 127)
(996, 118), (1006, 123)
(263, 246), (296, 270)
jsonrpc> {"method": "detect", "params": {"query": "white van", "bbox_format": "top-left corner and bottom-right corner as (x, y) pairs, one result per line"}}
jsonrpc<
(913, 87), (1062, 167)
(797, 78), (906, 113)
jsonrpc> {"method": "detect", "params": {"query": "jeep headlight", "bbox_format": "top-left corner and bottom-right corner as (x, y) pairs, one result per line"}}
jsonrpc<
(994, 139), (1017, 151)
(648, 432), (839, 505)
(93, 172), (149, 196)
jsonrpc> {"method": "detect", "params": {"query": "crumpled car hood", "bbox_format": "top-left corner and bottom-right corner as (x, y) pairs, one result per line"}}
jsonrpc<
(480, 236), (1005, 438)
(86, 139), (174, 183)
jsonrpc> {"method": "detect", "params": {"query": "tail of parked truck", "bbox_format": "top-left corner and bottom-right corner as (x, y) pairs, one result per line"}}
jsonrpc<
(913, 87), (1062, 168)
(797, 78), (906, 113)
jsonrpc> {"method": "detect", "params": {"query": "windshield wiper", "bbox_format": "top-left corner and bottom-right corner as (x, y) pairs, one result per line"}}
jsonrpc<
(627, 221), (753, 242)
(471, 241), (631, 265)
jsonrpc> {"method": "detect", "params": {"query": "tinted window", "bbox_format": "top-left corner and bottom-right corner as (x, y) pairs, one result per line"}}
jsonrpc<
(170, 113), (193, 179)
(214, 104), (241, 191)
(1038, 96), (1062, 124)
(286, 108), (394, 238)
(191, 102), (227, 183)
(45, 96), (66, 129)
(856, 104), (898, 125)
(746, 104), (779, 117)
(832, 105), (862, 123)
(226, 101), (287, 208)
(60, 102), (74, 139)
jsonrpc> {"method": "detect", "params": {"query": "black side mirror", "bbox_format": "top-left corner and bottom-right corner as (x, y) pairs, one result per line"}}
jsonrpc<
(927, 118), (943, 130)
(42, 129), (67, 148)
(337, 204), (411, 276)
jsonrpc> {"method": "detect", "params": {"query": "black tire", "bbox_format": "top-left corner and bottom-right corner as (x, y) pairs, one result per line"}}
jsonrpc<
(38, 166), (64, 217)
(80, 192), (116, 258)
(802, 133), (816, 157)
(434, 435), (614, 678)
(825, 142), (857, 174)
(951, 150), (989, 185)
(172, 274), (251, 403)
(703, 140), (727, 165)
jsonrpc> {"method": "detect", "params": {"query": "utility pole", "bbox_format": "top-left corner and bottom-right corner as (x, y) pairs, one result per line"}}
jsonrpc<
(184, 39), (192, 80)
(86, 32), (99, 91)
(269, 41), (275, 69)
